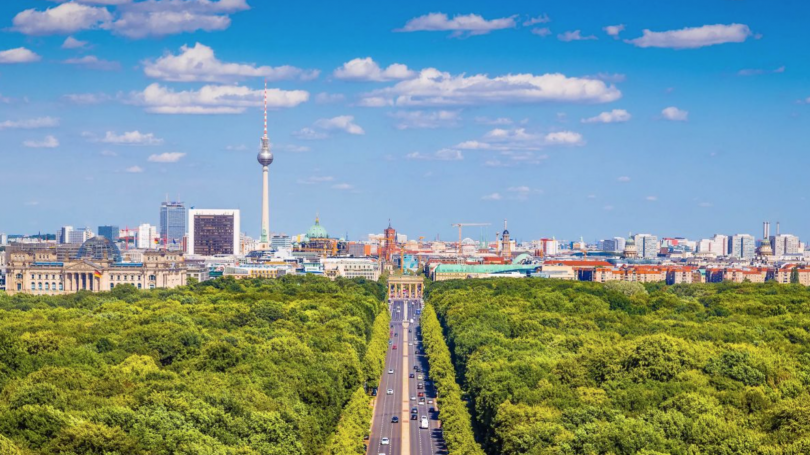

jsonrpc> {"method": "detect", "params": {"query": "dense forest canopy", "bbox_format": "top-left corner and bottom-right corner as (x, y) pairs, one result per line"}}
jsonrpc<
(0, 275), (386, 455)
(427, 279), (810, 455)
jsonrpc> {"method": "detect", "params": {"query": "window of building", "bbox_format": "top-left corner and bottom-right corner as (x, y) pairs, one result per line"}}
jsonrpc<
(110, 283), (114, 290)
(38, 283), (42, 290)
(59, 283), (63, 291)
(31, 283), (35, 290)
(17, 283), (22, 291)
(138, 283), (142, 289)
(45, 283), (50, 290)
(53, 283), (57, 291)
(16, 274), (22, 279)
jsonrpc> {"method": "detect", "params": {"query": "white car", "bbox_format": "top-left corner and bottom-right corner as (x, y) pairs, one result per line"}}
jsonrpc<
(388, 369), (394, 374)
(386, 388), (394, 395)
(380, 437), (390, 445)
(408, 342), (413, 346)
(410, 395), (416, 401)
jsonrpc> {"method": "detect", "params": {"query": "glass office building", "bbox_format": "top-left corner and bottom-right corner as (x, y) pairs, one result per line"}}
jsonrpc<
(160, 201), (186, 250)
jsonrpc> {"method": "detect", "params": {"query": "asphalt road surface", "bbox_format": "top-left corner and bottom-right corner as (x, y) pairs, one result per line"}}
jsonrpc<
(368, 299), (446, 455)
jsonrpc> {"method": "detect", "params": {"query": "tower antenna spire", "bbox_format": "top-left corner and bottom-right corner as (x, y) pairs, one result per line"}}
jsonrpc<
(263, 79), (268, 139)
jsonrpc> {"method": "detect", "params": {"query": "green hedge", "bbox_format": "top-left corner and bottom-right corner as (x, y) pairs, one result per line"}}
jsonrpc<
(421, 304), (485, 455)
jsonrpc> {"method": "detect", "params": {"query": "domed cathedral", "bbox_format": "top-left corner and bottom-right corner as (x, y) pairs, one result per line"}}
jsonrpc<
(294, 215), (346, 257)
(622, 233), (639, 259)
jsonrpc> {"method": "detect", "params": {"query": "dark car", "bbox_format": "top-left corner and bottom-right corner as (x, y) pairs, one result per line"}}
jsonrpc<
(392, 416), (399, 423)
(371, 388), (377, 396)
(411, 407), (418, 414)
(411, 414), (417, 420)
(409, 373), (415, 378)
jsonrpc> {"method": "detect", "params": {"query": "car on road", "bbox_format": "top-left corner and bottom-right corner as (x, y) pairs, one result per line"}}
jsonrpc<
(418, 392), (424, 397)
(391, 416), (399, 423)
(380, 437), (390, 445)
(411, 407), (418, 414)
(409, 373), (414, 378)
(386, 388), (393, 395)
(420, 416), (429, 429)
(408, 342), (413, 346)
(410, 395), (416, 400)
(393, 345), (397, 350)
(388, 369), (394, 374)
(419, 398), (425, 404)
(411, 414), (417, 420)
(418, 383), (424, 389)
(417, 374), (424, 380)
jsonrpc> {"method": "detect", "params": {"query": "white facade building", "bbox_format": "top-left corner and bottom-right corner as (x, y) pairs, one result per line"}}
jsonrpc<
(322, 258), (380, 281)
(137, 224), (158, 249)
(770, 234), (800, 257)
(634, 234), (659, 259)
(729, 234), (755, 259)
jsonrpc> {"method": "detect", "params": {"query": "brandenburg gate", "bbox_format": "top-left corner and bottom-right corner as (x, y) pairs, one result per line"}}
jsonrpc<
(387, 275), (424, 300)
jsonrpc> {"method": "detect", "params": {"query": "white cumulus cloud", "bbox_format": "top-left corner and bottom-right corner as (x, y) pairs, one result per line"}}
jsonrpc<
(148, 152), (186, 162)
(0, 48), (41, 64)
(131, 83), (309, 114)
(581, 109), (631, 124)
(558, 30), (597, 42)
(100, 130), (163, 145)
(523, 14), (550, 26)
(396, 12), (516, 37)
(12, 3), (112, 35)
(23, 135), (59, 148)
(627, 23), (752, 49)
(661, 106), (688, 121)
(531, 27), (551, 37)
(109, 0), (250, 38)
(333, 57), (415, 82)
(388, 110), (460, 129)
(603, 24), (625, 37)
(143, 43), (318, 83)
(62, 36), (89, 49)
(63, 55), (121, 71)
(482, 193), (502, 201)
(406, 149), (463, 161)
(314, 115), (364, 135)
(359, 68), (621, 107)
(125, 165), (144, 173)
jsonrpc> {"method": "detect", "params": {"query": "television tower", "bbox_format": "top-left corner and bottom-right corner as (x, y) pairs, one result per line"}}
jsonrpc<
(257, 80), (274, 244)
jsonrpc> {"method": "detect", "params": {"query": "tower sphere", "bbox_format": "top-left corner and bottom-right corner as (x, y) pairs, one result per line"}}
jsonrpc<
(258, 143), (274, 167)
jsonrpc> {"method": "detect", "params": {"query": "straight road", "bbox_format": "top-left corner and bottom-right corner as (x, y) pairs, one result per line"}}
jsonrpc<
(368, 298), (446, 455)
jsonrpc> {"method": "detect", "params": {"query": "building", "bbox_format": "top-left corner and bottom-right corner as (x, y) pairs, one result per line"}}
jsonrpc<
(97, 225), (119, 242)
(68, 228), (93, 244)
(137, 224), (158, 249)
(622, 234), (638, 259)
(771, 234), (800, 257)
(58, 226), (74, 244)
(729, 234), (756, 260)
(0, 233), (7, 245)
(601, 237), (625, 253)
(431, 263), (538, 281)
(501, 220), (512, 259)
(381, 221), (397, 261)
(257, 81), (274, 245)
(188, 209), (241, 256)
(5, 237), (186, 295)
(323, 258), (380, 281)
(160, 201), (186, 250)
(223, 264), (293, 279)
(634, 234), (659, 259)
(270, 234), (292, 251)
(295, 216), (340, 257)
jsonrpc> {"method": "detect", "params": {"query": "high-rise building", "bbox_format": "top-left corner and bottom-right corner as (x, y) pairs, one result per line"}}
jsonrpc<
(59, 226), (74, 244)
(160, 201), (186, 250)
(770, 234), (800, 257)
(188, 209), (241, 256)
(634, 234), (659, 259)
(257, 81), (274, 244)
(270, 234), (292, 250)
(601, 237), (626, 252)
(0, 233), (8, 245)
(137, 224), (158, 249)
(97, 225), (119, 242)
(729, 234), (755, 259)
(68, 228), (93, 244)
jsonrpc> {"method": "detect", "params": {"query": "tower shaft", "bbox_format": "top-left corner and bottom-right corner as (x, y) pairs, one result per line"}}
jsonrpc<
(261, 166), (269, 243)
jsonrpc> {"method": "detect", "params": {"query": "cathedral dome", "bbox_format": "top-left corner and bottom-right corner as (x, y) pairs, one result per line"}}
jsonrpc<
(306, 217), (328, 239)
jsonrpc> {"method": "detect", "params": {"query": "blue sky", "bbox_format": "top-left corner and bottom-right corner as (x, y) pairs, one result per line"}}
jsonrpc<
(1, 0), (808, 243)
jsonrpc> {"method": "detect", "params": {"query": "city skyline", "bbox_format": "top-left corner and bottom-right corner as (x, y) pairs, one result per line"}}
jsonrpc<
(2, 1), (809, 240)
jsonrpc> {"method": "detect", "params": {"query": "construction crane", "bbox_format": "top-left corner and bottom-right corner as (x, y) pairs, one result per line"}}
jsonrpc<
(451, 223), (491, 258)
